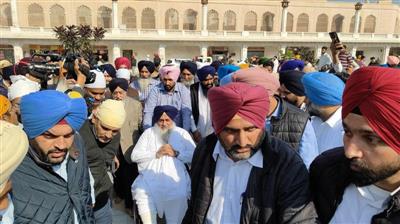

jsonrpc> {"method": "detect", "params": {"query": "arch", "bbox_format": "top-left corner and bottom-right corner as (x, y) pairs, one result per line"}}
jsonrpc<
(50, 4), (66, 27)
(261, 12), (274, 32)
(165, 8), (179, 30)
(316, 14), (328, 32)
(364, 15), (376, 33)
(142, 8), (155, 29)
(183, 9), (197, 30)
(331, 14), (344, 32)
(296, 13), (309, 32)
(122, 7), (136, 29)
(77, 5), (91, 25)
(207, 9), (219, 31)
(0, 3), (12, 26)
(223, 10), (236, 31)
(28, 3), (44, 27)
(244, 11), (257, 31)
(98, 6), (112, 28)
(286, 12), (293, 32)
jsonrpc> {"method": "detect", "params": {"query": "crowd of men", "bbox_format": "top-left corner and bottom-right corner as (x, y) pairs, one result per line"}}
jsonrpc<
(0, 40), (400, 224)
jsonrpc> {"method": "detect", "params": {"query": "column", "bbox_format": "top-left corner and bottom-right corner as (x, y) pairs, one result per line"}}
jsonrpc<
(13, 44), (23, 63)
(280, 1), (289, 32)
(200, 45), (208, 59)
(314, 45), (322, 60)
(10, 0), (19, 27)
(112, 0), (119, 29)
(159, 44), (166, 66)
(241, 45), (248, 62)
(354, 2), (362, 34)
(201, 2), (208, 31)
(351, 46), (357, 58)
(382, 46), (391, 64)
(112, 43), (121, 63)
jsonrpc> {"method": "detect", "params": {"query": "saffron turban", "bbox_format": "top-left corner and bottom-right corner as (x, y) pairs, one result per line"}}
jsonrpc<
(21, 90), (87, 139)
(280, 59), (305, 72)
(109, 78), (129, 93)
(95, 99), (126, 129)
(387, 56), (399, 66)
(99, 64), (116, 78)
(232, 67), (280, 97)
(138, 60), (156, 74)
(152, 105), (179, 126)
(217, 65), (240, 80)
(302, 72), (344, 106)
(342, 67), (400, 154)
(197, 66), (216, 81)
(85, 70), (106, 89)
(208, 82), (269, 134)
(116, 68), (131, 81)
(279, 70), (306, 96)
(180, 61), (197, 75)
(0, 95), (10, 117)
(159, 65), (180, 82)
(8, 78), (40, 101)
(0, 121), (28, 193)
(114, 57), (131, 70)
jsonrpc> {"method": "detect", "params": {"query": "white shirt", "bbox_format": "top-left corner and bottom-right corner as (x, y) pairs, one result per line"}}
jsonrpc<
(0, 194), (14, 224)
(330, 184), (400, 224)
(311, 107), (344, 154)
(317, 52), (333, 70)
(197, 86), (214, 138)
(206, 141), (263, 224)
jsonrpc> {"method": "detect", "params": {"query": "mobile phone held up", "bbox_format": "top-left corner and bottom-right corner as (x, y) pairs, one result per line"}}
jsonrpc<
(329, 32), (343, 50)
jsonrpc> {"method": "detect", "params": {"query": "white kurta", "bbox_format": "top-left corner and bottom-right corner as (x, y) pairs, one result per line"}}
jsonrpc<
(131, 126), (196, 216)
(197, 86), (214, 138)
(311, 107), (344, 154)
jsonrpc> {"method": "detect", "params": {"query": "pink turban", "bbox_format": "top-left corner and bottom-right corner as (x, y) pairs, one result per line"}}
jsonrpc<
(387, 56), (399, 66)
(159, 65), (180, 82)
(232, 67), (280, 96)
(114, 57), (132, 70)
(208, 82), (269, 134)
(342, 67), (400, 154)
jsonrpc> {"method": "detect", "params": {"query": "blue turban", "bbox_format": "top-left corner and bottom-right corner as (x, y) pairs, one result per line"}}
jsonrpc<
(217, 65), (240, 80)
(21, 90), (87, 138)
(152, 105), (179, 126)
(180, 61), (197, 75)
(197, 66), (216, 81)
(302, 72), (345, 106)
(219, 73), (234, 86)
(99, 64), (116, 78)
(109, 78), (129, 92)
(280, 60), (305, 72)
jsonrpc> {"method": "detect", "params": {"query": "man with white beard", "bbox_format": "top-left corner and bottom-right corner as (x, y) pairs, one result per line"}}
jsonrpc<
(179, 61), (198, 89)
(131, 105), (196, 224)
(130, 60), (159, 103)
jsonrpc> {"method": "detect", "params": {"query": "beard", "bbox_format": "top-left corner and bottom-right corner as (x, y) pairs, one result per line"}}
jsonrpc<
(219, 132), (265, 161)
(42, 148), (68, 165)
(154, 123), (175, 144)
(181, 79), (194, 88)
(349, 157), (400, 187)
(307, 102), (322, 117)
(138, 77), (151, 90)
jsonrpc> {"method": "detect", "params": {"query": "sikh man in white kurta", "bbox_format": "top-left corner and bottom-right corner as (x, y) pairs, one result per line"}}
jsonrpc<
(131, 105), (196, 224)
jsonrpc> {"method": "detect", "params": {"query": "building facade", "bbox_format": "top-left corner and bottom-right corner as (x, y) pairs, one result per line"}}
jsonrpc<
(1, 0), (399, 64)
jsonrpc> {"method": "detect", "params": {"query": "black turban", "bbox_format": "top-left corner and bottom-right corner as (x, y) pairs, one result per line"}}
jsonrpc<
(197, 66), (216, 81)
(279, 70), (306, 96)
(138, 60), (155, 74)
(180, 61), (197, 75)
(99, 64), (116, 78)
(152, 105), (178, 126)
(109, 78), (129, 93)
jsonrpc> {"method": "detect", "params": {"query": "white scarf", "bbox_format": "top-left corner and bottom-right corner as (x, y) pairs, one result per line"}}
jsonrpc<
(197, 86), (214, 137)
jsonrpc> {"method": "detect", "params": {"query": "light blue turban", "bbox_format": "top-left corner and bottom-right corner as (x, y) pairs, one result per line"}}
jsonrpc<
(301, 72), (345, 106)
(217, 65), (240, 80)
(21, 90), (87, 138)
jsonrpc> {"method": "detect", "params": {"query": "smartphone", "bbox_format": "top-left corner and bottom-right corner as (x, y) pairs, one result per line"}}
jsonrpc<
(329, 32), (343, 50)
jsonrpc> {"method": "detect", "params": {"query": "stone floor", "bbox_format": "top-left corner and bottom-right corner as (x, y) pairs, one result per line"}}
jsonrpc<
(112, 197), (134, 224)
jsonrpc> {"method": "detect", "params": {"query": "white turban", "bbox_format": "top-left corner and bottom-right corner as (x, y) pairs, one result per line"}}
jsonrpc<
(84, 70), (106, 89)
(8, 78), (40, 101)
(0, 121), (29, 192)
(116, 68), (131, 81)
(95, 99), (126, 129)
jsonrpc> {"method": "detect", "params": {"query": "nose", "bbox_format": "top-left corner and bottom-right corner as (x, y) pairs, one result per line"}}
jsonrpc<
(237, 131), (249, 148)
(344, 136), (363, 159)
(54, 137), (67, 150)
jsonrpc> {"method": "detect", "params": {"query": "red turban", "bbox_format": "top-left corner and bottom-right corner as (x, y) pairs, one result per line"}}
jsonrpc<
(342, 67), (400, 154)
(208, 82), (269, 134)
(114, 57), (131, 70)
(232, 67), (280, 96)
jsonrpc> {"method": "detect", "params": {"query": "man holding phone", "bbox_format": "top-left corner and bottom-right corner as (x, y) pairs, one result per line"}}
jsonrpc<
(329, 32), (355, 74)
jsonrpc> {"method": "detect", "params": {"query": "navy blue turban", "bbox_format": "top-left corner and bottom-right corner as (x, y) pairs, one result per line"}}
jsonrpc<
(180, 61), (197, 76)
(280, 60), (305, 72)
(217, 65), (240, 80)
(210, 61), (222, 72)
(197, 66), (216, 81)
(302, 72), (345, 106)
(109, 78), (129, 93)
(100, 64), (116, 78)
(152, 105), (179, 126)
(138, 60), (156, 74)
(21, 90), (87, 138)
(279, 70), (306, 96)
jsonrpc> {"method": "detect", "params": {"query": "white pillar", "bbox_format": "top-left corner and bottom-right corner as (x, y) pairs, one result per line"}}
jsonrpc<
(202, 4), (208, 31)
(158, 45), (166, 66)
(315, 45), (322, 60)
(10, 0), (19, 27)
(200, 45), (208, 58)
(112, 0), (118, 29)
(281, 7), (288, 32)
(351, 46), (357, 58)
(382, 46), (391, 64)
(354, 10), (361, 34)
(112, 43), (121, 63)
(13, 44), (23, 63)
(241, 45), (248, 62)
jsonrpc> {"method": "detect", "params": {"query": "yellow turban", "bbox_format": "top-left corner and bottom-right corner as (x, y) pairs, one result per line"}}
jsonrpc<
(95, 99), (126, 129)
(0, 95), (11, 117)
(0, 121), (29, 192)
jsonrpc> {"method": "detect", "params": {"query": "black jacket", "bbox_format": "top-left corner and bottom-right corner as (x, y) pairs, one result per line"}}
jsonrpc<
(190, 82), (201, 126)
(183, 133), (318, 224)
(310, 147), (400, 224)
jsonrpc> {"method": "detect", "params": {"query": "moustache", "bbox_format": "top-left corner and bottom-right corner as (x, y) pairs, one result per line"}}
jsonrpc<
(47, 148), (68, 155)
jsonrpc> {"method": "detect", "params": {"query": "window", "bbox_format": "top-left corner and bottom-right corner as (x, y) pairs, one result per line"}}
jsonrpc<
(0, 3), (12, 27)
(77, 5), (91, 25)
(364, 15), (376, 33)
(28, 3), (44, 27)
(165, 8), (179, 30)
(286, 12), (293, 32)
(122, 7), (136, 29)
(296, 13), (309, 32)
(184, 9), (197, 30)
(244, 11), (257, 31)
(261, 12), (274, 31)
(98, 6), (112, 28)
(207, 10), (219, 31)
(142, 8), (155, 29)
(331, 14), (344, 32)
(316, 14), (328, 32)
(50, 5), (66, 27)
(223, 10), (236, 31)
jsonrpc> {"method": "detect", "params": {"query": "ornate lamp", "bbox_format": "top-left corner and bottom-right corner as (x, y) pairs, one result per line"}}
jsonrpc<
(281, 0), (289, 8)
(355, 2), (363, 11)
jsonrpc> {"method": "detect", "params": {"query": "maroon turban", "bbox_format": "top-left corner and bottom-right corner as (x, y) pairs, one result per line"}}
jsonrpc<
(342, 67), (400, 154)
(114, 57), (131, 70)
(208, 82), (269, 134)
(232, 67), (280, 96)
